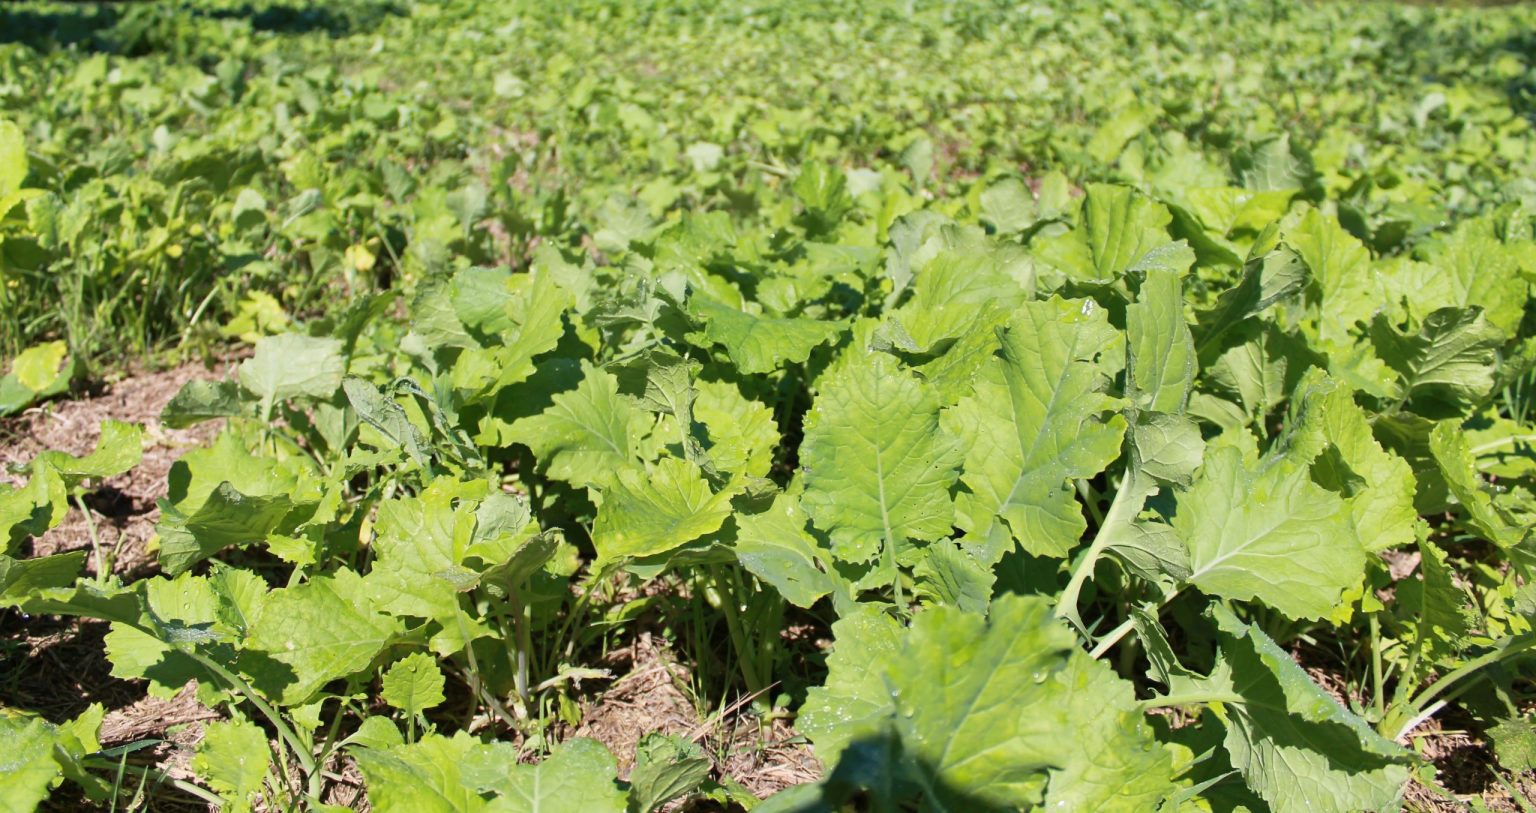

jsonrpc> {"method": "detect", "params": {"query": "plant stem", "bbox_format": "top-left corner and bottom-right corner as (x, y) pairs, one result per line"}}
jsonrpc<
(73, 492), (108, 584)
(1089, 618), (1138, 660)
(509, 583), (532, 710)
(90, 761), (224, 807)
(1137, 689), (1245, 712)
(1058, 471), (1143, 632)
(1370, 615), (1386, 719)
(711, 566), (767, 698)
(1412, 632), (1536, 713)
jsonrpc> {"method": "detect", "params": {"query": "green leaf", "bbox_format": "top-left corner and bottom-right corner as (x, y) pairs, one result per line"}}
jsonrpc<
(1288, 209), (1379, 347)
(1285, 370), (1417, 553)
(382, 652), (447, 717)
(193, 719), (272, 813)
(0, 120), (27, 199)
(628, 733), (713, 813)
(1434, 220), (1528, 335)
(592, 458), (738, 567)
(1371, 307), (1503, 419)
(243, 570), (401, 705)
(694, 379), (778, 478)
(367, 480), (483, 620)
(734, 490), (844, 608)
(1200, 606), (1413, 813)
(1487, 716), (1536, 773)
(161, 379), (249, 429)
(943, 297), (1126, 562)
(0, 552), (85, 599)
(509, 362), (647, 490)
(344, 378), (431, 468)
(37, 419), (143, 484)
(793, 161), (853, 229)
(354, 733), (485, 813)
(11, 341), (67, 394)
(689, 296), (844, 375)
(473, 738), (628, 813)
(1040, 184), (1174, 282)
(911, 538), (994, 612)
(801, 595), (1176, 810)
(238, 333), (345, 409)
(158, 482), (298, 575)
(0, 715), (65, 813)
(893, 596), (1172, 810)
(801, 349), (961, 564)
(1175, 444), (1364, 619)
(1127, 268), (1195, 414)
(1399, 534), (1470, 664)
(1430, 420), (1527, 550)
(796, 606), (906, 769)
(104, 572), (228, 698)
(1193, 246), (1309, 361)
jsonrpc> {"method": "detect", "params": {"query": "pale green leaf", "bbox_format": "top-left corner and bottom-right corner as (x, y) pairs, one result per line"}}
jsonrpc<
(193, 719), (272, 813)
(0, 120), (27, 199)
(1175, 444), (1364, 619)
(1127, 268), (1195, 413)
(0, 715), (64, 813)
(797, 606), (906, 768)
(1371, 307), (1503, 419)
(11, 342), (67, 394)
(1040, 184), (1174, 282)
(628, 733), (713, 813)
(1202, 607), (1413, 813)
(238, 333), (345, 407)
(509, 362), (647, 490)
(382, 653), (447, 716)
(689, 296), (844, 375)
(244, 570), (401, 705)
(801, 349), (961, 563)
(591, 458), (737, 567)
(944, 297), (1125, 562)
(354, 733), (485, 813)
(911, 538), (994, 612)
(1430, 420), (1527, 549)
(474, 738), (627, 813)
(734, 490), (844, 609)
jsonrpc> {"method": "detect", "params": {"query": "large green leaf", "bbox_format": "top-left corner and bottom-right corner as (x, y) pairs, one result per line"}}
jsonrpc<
(733, 490), (845, 609)
(243, 570), (401, 705)
(509, 362), (647, 490)
(801, 349), (961, 564)
(355, 733), (486, 813)
(0, 715), (64, 813)
(465, 738), (628, 813)
(798, 595), (1176, 811)
(1370, 307), (1503, 419)
(1197, 607), (1413, 813)
(1175, 444), (1363, 619)
(1037, 184), (1175, 282)
(237, 333), (345, 409)
(591, 457), (738, 567)
(943, 297), (1125, 561)
(689, 295), (844, 375)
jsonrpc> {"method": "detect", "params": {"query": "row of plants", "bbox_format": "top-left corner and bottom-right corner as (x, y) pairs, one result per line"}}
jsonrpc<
(3, 0), (1536, 809)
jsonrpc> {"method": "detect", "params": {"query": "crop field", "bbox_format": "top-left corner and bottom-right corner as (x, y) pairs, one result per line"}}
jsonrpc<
(4, 0), (1536, 810)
